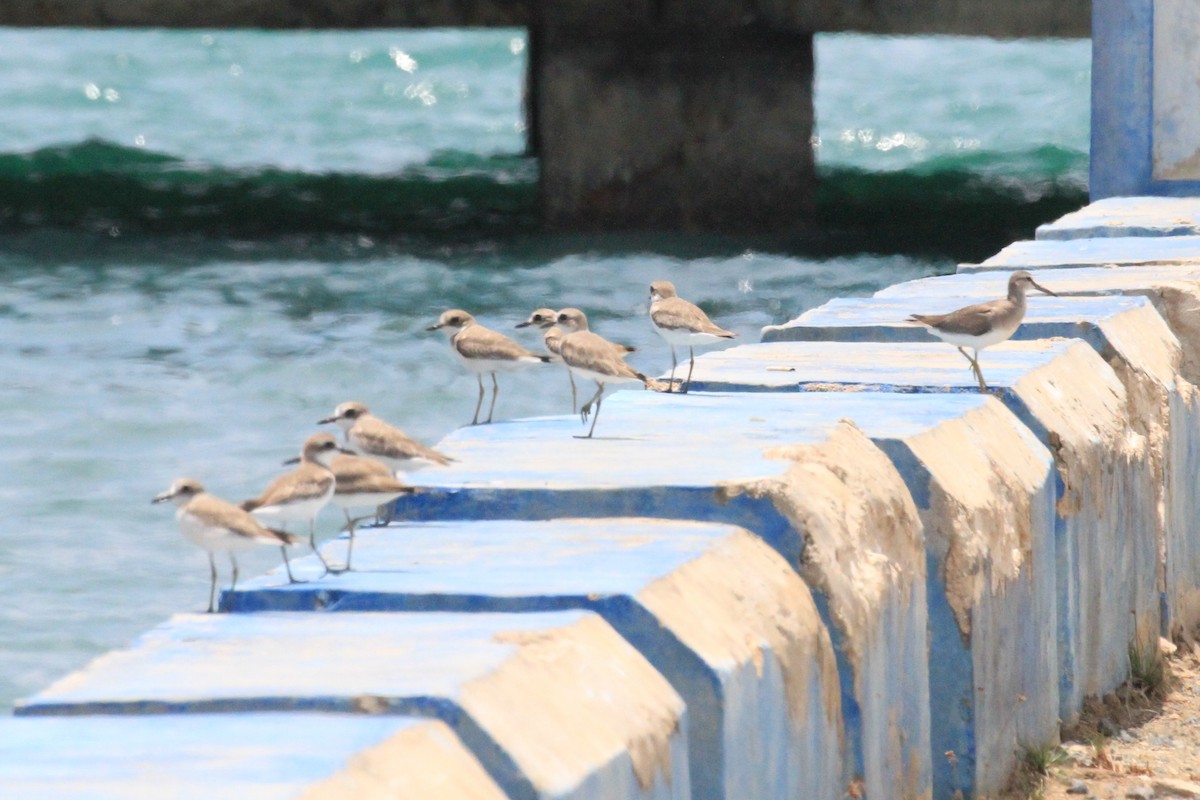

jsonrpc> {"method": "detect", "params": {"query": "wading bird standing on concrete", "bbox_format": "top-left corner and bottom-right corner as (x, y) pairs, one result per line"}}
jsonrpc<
(319, 401), (452, 473)
(907, 270), (1057, 391)
(240, 433), (348, 575)
(649, 281), (736, 393)
(154, 478), (300, 613)
(556, 308), (647, 438)
(518, 307), (635, 412)
(428, 309), (550, 425)
(327, 454), (420, 572)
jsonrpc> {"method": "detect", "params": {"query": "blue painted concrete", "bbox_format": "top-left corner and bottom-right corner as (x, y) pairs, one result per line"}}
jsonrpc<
(227, 518), (844, 800)
(390, 391), (1079, 800)
(1091, 0), (1154, 199)
(1036, 197), (1200, 240)
(874, 267), (1200, 640)
(16, 611), (692, 800)
(963, 236), (1200, 271)
(0, 715), (501, 799)
(680, 342), (1063, 797)
(681, 335), (1166, 782)
(761, 293), (1145, 354)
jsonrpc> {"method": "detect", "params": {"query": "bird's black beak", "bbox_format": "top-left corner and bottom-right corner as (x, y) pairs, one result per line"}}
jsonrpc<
(281, 456), (301, 466)
(151, 492), (172, 504)
(317, 416), (338, 425)
(515, 320), (532, 328)
(1031, 279), (1058, 297)
(426, 322), (443, 331)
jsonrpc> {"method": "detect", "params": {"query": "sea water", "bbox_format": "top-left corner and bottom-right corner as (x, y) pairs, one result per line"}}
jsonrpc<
(0, 28), (1090, 709)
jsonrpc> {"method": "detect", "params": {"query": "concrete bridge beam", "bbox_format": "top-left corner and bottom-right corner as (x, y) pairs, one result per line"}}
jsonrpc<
(532, 27), (815, 231)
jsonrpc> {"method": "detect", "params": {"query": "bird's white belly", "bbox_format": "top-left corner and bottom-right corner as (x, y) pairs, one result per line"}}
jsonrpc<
(653, 325), (726, 347)
(332, 490), (405, 511)
(926, 318), (1022, 351)
(248, 492), (330, 525)
(455, 353), (538, 374)
(567, 364), (643, 386)
(177, 511), (261, 553)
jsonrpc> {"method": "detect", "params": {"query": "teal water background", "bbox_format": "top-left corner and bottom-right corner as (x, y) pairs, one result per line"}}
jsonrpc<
(0, 29), (1090, 710)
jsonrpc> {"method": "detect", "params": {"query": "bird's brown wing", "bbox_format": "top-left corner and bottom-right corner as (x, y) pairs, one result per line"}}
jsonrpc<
(248, 465), (334, 508)
(913, 299), (1007, 337)
(455, 326), (544, 362)
(355, 418), (453, 465)
(652, 297), (735, 337)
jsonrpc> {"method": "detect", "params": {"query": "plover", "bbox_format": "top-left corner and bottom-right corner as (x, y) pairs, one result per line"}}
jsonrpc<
(427, 309), (550, 425)
(319, 401), (452, 472)
(908, 270), (1057, 391)
(328, 454), (419, 571)
(240, 432), (347, 574)
(649, 281), (736, 393)
(154, 478), (300, 613)
(517, 307), (635, 412)
(556, 307), (647, 438)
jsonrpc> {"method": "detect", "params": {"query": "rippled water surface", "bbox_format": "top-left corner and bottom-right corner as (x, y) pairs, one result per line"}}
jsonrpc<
(0, 29), (1090, 709)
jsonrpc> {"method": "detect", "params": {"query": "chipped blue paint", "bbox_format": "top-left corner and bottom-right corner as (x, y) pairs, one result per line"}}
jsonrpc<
(15, 611), (691, 800)
(963, 236), (1200, 271)
(1036, 197), (1200, 239)
(226, 518), (842, 800)
(0, 715), (449, 800)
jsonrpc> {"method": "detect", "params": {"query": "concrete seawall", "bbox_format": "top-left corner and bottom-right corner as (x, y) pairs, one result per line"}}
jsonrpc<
(5, 199), (1200, 800)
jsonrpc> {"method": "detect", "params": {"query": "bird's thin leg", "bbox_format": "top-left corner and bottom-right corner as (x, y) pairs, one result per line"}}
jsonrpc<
(278, 545), (303, 584)
(207, 553), (217, 614)
(580, 382), (604, 422)
(344, 515), (374, 572)
(486, 373), (499, 424)
(375, 502), (394, 526)
(472, 374), (485, 425)
(309, 519), (331, 576)
(229, 553), (239, 594)
(666, 346), (678, 392)
(971, 349), (989, 392)
(682, 346), (696, 394)
(568, 370), (578, 413)
(582, 386), (605, 438)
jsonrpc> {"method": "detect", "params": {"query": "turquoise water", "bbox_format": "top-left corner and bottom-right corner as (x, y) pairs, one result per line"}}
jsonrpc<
(0, 29), (1090, 710)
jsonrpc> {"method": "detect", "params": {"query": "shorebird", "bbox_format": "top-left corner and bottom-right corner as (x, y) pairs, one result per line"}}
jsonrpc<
(427, 309), (550, 425)
(154, 478), (301, 613)
(517, 307), (635, 412)
(240, 433), (348, 574)
(907, 270), (1057, 391)
(319, 401), (452, 473)
(328, 454), (419, 571)
(649, 281), (736, 393)
(556, 308), (647, 438)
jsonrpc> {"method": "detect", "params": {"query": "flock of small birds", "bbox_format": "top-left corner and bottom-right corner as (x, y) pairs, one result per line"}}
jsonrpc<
(153, 271), (1054, 613)
(153, 280), (736, 612)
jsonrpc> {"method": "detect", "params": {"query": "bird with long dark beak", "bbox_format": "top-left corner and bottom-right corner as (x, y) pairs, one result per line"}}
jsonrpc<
(908, 270), (1058, 391)
(319, 401), (452, 472)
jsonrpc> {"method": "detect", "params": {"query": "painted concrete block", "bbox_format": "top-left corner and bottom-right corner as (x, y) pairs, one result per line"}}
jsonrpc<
(16, 611), (690, 800)
(683, 341), (1062, 798)
(877, 269), (1200, 639)
(227, 518), (844, 800)
(1035, 197), (1200, 240)
(0, 715), (507, 800)
(748, 323), (1160, 723)
(390, 393), (933, 800)
(969, 236), (1200, 270)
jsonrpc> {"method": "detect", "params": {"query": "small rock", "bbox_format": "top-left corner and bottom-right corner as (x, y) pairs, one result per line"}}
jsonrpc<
(1154, 777), (1200, 797)
(1099, 718), (1122, 737)
(1066, 779), (1089, 794)
(1127, 785), (1155, 799)
(1119, 730), (1137, 743)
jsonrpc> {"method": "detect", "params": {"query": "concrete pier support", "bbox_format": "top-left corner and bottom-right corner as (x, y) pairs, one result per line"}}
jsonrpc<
(531, 27), (815, 231)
